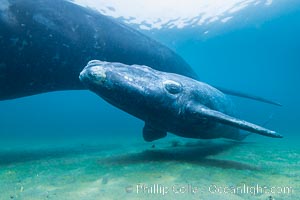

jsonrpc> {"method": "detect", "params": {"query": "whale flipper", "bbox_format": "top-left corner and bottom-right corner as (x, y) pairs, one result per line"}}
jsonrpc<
(143, 124), (167, 142)
(188, 104), (283, 138)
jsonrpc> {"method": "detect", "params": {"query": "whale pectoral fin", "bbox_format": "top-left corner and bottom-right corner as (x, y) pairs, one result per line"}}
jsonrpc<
(188, 105), (283, 138)
(143, 123), (167, 142)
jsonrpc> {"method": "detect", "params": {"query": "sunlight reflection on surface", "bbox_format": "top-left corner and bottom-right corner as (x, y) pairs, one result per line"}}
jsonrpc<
(72, 0), (274, 29)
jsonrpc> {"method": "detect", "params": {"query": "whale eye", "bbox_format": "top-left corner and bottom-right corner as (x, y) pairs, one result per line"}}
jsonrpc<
(163, 80), (182, 94)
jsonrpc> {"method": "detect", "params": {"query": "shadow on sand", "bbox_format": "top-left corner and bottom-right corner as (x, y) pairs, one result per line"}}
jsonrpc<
(99, 140), (260, 171)
(0, 144), (118, 166)
(0, 140), (259, 171)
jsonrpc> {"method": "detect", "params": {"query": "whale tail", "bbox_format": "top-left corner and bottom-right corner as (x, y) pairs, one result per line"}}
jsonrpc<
(187, 104), (283, 138)
(213, 86), (282, 107)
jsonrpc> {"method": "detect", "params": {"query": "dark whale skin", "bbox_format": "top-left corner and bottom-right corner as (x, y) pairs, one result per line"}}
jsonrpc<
(0, 0), (197, 100)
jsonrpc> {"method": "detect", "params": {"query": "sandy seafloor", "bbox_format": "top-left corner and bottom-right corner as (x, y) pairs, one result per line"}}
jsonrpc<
(0, 134), (298, 200)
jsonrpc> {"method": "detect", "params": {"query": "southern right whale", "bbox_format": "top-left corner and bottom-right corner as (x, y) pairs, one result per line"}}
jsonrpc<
(79, 60), (282, 141)
(0, 0), (280, 107)
(0, 0), (197, 100)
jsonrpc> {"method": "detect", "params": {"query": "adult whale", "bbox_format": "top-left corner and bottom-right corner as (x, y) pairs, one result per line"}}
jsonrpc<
(79, 60), (282, 141)
(0, 0), (281, 106)
(0, 0), (197, 100)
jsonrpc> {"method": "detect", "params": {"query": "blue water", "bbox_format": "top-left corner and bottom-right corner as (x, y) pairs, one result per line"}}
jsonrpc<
(1, 2), (299, 146)
(0, 2), (299, 142)
(175, 7), (300, 135)
(0, 2), (300, 200)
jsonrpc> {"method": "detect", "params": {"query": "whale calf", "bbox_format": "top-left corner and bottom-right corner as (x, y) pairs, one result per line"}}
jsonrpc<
(80, 60), (282, 142)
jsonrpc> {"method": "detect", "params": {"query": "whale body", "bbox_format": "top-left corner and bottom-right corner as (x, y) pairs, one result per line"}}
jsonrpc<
(0, 0), (197, 100)
(0, 0), (281, 107)
(80, 60), (282, 141)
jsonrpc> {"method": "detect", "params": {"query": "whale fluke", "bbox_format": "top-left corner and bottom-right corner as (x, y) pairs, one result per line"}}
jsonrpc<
(214, 86), (282, 107)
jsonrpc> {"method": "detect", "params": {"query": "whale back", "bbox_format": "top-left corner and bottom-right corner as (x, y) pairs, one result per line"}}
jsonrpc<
(0, 0), (198, 100)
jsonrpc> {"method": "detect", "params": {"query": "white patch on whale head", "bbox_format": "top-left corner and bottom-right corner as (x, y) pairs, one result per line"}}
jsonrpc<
(80, 65), (107, 85)
(89, 66), (107, 85)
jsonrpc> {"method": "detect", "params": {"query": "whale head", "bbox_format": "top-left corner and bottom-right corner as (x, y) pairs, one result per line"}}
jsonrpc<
(79, 60), (187, 121)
